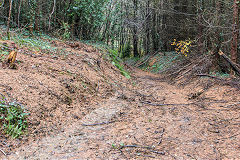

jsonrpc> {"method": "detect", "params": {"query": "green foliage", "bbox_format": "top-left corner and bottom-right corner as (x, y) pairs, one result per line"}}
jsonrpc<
(70, 0), (108, 40)
(0, 96), (28, 138)
(108, 49), (131, 79)
(62, 22), (71, 40)
(10, 32), (68, 55)
(0, 51), (9, 62)
(0, 43), (9, 62)
(120, 42), (132, 58)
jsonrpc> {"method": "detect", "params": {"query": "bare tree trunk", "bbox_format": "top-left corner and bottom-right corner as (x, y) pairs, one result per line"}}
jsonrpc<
(6, 0), (12, 39)
(197, 0), (204, 55)
(133, 0), (139, 57)
(48, 0), (56, 31)
(231, 0), (239, 74)
(34, 0), (40, 32)
(151, 7), (158, 53)
(17, 0), (22, 28)
(211, 1), (223, 71)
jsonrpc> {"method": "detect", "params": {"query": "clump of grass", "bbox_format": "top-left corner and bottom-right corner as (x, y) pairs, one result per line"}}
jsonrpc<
(0, 42), (9, 62)
(0, 95), (28, 138)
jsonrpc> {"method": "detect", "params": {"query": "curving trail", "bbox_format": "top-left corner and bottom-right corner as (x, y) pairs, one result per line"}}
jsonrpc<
(0, 40), (239, 160)
(6, 69), (240, 160)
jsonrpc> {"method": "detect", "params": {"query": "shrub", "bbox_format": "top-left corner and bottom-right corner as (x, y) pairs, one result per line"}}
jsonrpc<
(171, 39), (192, 56)
(0, 96), (28, 138)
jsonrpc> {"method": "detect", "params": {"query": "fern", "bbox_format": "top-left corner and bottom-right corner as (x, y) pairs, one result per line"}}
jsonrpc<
(0, 97), (28, 138)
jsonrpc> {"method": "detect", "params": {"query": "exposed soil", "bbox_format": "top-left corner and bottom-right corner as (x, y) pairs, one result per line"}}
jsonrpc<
(0, 40), (240, 159)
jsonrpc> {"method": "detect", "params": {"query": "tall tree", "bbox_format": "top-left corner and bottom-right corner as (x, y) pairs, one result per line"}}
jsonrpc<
(6, 0), (12, 39)
(231, 0), (239, 72)
(132, 0), (139, 57)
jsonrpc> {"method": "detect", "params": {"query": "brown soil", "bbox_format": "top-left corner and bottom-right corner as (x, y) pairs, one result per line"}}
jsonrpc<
(0, 40), (240, 160)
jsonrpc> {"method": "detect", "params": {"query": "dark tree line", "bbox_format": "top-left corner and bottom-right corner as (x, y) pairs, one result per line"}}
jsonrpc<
(0, 0), (239, 72)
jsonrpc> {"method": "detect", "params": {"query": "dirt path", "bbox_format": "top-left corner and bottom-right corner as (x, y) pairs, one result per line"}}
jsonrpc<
(4, 69), (240, 160)
(0, 40), (239, 159)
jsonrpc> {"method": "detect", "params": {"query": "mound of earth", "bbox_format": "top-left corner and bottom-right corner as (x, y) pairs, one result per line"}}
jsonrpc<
(0, 40), (240, 159)
(0, 40), (130, 154)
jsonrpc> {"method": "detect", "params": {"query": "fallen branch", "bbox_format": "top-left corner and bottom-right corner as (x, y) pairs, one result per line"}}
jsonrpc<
(220, 102), (240, 108)
(0, 148), (7, 158)
(82, 121), (116, 126)
(158, 128), (165, 145)
(119, 145), (165, 155)
(196, 74), (223, 81)
(141, 101), (193, 106)
(219, 50), (240, 76)
(196, 74), (240, 88)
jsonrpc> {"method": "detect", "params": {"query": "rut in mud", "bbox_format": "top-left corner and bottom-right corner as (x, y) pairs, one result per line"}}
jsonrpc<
(0, 40), (239, 160)
(5, 71), (240, 160)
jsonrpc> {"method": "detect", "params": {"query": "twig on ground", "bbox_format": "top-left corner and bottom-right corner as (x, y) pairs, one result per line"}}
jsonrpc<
(0, 148), (7, 157)
(196, 74), (224, 80)
(158, 128), (165, 145)
(222, 102), (240, 108)
(216, 133), (240, 141)
(118, 148), (129, 160)
(141, 101), (194, 106)
(150, 150), (165, 155)
(119, 145), (165, 155)
(82, 121), (116, 126)
(120, 145), (152, 150)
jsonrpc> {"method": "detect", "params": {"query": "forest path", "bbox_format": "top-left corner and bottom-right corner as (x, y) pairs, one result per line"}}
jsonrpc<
(6, 69), (240, 160)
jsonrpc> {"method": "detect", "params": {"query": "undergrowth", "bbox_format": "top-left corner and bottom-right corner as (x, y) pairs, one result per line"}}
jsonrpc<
(0, 29), (69, 56)
(125, 52), (181, 73)
(0, 96), (28, 138)
(149, 52), (181, 73)
(108, 49), (131, 79)
(0, 43), (9, 62)
(83, 40), (131, 79)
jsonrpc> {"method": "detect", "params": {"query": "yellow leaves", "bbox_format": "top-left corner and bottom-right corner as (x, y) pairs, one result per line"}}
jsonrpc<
(171, 39), (192, 56)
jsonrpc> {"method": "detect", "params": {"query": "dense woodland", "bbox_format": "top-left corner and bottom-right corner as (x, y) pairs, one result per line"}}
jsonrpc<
(0, 0), (240, 74)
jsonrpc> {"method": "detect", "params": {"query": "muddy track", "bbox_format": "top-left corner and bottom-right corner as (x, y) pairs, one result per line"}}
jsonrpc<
(4, 70), (240, 160)
(0, 40), (239, 159)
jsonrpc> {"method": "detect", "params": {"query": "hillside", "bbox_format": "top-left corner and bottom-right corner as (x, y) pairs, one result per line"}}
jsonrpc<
(0, 38), (239, 159)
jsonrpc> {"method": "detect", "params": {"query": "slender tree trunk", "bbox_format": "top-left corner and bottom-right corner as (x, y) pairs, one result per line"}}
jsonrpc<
(17, 0), (22, 28)
(145, 0), (150, 55)
(7, 0), (13, 39)
(197, 0), (204, 55)
(211, 1), (223, 71)
(231, 0), (239, 64)
(34, 0), (40, 32)
(151, 7), (158, 52)
(48, 0), (56, 31)
(133, 0), (139, 57)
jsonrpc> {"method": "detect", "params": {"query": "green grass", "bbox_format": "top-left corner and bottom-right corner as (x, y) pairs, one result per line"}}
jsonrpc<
(108, 49), (131, 79)
(0, 95), (28, 138)
(0, 42), (10, 62)
(0, 28), (71, 56)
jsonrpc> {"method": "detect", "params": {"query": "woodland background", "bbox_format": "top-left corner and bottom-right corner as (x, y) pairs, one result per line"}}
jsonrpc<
(0, 0), (240, 74)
